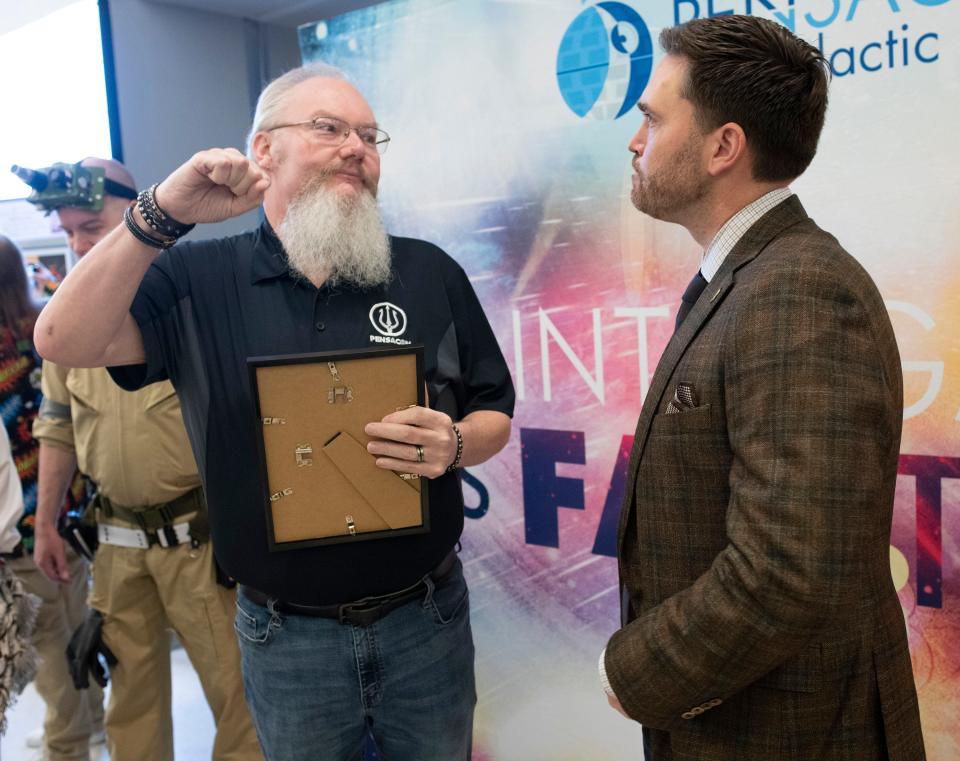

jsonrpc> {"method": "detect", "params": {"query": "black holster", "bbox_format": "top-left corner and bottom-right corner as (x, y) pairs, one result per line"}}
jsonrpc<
(66, 610), (117, 690)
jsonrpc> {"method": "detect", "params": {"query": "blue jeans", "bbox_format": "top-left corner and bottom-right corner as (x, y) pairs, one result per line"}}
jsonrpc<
(234, 559), (476, 761)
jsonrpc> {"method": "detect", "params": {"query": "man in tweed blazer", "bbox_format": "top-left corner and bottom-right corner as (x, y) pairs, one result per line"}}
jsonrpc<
(600, 16), (925, 761)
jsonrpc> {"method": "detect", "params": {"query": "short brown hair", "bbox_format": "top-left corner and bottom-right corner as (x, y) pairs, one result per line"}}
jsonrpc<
(660, 15), (830, 182)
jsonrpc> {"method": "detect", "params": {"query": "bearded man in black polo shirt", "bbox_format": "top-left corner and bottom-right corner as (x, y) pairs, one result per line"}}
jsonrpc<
(35, 62), (514, 761)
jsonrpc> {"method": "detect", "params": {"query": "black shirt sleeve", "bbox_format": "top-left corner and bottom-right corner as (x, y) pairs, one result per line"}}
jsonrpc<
(445, 261), (516, 419)
(107, 246), (191, 391)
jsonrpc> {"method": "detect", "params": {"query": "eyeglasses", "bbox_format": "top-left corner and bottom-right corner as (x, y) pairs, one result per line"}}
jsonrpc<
(267, 116), (390, 154)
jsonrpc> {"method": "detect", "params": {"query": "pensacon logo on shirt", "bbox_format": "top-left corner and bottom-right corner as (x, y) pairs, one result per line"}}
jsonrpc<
(556, 1), (654, 121)
(369, 302), (411, 345)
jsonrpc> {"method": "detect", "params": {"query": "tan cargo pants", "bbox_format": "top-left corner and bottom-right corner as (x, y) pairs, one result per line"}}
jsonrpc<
(90, 537), (262, 761)
(10, 549), (105, 761)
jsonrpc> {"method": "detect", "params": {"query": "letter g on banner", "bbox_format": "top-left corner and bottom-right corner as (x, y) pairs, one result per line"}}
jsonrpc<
(556, 2), (654, 120)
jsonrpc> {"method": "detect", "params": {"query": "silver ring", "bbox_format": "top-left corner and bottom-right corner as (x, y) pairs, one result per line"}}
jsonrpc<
(416, 445), (424, 463)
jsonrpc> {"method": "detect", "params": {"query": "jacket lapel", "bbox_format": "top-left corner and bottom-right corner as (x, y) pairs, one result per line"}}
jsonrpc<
(616, 196), (811, 552)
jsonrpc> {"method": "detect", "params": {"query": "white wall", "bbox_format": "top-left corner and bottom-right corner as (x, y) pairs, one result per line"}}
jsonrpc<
(108, 0), (300, 238)
(0, 0), (79, 35)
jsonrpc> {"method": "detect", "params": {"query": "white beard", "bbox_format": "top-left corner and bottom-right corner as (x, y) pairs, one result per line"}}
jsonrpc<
(278, 179), (392, 289)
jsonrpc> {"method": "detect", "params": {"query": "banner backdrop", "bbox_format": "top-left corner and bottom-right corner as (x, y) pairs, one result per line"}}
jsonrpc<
(299, 2), (959, 758)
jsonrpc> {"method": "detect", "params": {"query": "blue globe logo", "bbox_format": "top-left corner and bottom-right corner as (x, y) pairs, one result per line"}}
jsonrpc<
(556, 2), (654, 120)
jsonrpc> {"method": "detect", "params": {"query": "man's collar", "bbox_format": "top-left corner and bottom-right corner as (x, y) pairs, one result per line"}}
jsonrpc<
(710, 194), (809, 283)
(249, 218), (290, 284)
(701, 187), (794, 282)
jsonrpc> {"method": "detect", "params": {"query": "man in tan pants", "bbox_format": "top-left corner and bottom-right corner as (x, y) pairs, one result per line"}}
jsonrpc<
(31, 158), (261, 761)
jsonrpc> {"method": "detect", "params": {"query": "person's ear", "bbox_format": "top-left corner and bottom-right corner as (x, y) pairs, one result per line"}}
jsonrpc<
(252, 131), (273, 169)
(706, 122), (747, 177)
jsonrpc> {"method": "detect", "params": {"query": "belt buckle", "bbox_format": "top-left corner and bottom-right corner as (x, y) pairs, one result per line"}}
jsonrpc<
(154, 525), (181, 548)
(337, 595), (384, 627)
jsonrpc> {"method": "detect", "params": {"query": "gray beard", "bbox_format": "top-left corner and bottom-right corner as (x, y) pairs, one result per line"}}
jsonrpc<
(278, 180), (392, 289)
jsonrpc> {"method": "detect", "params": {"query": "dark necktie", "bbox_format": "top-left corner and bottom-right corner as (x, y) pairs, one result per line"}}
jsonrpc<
(674, 269), (708, 331)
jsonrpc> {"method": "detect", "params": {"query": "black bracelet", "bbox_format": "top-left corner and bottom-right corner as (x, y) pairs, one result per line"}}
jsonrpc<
(123, 205), (174, 249)
(445, 423), (463, 473)
(136, 183), (195, 240)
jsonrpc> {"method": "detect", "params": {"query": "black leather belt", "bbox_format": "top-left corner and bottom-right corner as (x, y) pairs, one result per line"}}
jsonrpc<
(240, 550), (457, 627)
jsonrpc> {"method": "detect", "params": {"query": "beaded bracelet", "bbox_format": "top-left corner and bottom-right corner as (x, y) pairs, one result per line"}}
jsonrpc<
(136, 183), (195, 241)
(123, 205), (174, 249)
(445, 423), (463, 473)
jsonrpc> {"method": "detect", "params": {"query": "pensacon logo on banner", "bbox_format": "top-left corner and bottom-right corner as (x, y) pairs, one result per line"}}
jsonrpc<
(556, 2), (654, 120)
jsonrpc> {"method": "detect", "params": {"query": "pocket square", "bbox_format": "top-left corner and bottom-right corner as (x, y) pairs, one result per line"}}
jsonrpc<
(666, 382), (698, 414)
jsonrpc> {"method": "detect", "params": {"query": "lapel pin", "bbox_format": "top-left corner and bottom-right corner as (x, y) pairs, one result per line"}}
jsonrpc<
(710, 286), (723, 302)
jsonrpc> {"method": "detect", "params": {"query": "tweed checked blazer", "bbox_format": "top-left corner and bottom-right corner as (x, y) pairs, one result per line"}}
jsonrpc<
(606, 197), (925, 761)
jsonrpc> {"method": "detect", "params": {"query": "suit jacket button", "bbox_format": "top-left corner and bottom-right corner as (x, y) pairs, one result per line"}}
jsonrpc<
(681, 712), (695, 720)
(709, 698), (723, 707)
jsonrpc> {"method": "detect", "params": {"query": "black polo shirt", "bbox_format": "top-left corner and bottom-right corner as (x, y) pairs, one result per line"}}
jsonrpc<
(109, 220), (514, 605)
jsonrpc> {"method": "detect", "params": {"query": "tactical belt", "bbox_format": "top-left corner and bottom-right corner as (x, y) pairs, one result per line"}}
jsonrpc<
(240, 550), (457, 627)
(96, 487), (207, 549)
(97, 487), (204, 532)
(98, 521), (192, 550)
